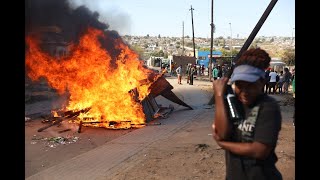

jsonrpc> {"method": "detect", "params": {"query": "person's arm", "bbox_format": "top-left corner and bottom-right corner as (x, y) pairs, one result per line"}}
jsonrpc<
(214, 99), (282, 160)
(212, 77), (232, 140)
(215, 138), (273, 160)
(212, 124), (272, 160)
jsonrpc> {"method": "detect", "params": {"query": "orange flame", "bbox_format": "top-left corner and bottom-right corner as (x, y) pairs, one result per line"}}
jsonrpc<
(26, 28), (159, 128)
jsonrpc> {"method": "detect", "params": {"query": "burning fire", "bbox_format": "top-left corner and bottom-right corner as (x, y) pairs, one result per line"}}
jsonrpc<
(25, 28), (160, 128)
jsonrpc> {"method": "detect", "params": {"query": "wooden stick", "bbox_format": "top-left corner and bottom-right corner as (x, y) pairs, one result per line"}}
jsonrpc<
(58, 129), (71, 133)
(37, 118), (63, 132)
(78, 121), (83, 133)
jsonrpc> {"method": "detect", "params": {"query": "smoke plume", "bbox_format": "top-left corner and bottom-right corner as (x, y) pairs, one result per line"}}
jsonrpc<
(25, 0), (110, 42)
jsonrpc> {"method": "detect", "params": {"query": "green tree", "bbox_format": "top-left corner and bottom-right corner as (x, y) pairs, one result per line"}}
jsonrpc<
(151, 50), (165, 57)
(199, 47), (211, 51)
(218, 48), (229, 56)
(282, 48), (295, 65)
(164, 52), (169, 58)
(158, 50), (165, 57)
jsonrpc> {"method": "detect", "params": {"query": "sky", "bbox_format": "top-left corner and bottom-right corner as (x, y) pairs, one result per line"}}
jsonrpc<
(68, 0), (295, 38)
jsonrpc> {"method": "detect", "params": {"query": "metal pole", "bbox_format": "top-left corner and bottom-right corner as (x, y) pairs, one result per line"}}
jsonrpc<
(209, 0), (278, 105)
(291, 27), (295, 45)
(229, 22), (233, 65)
(209, 0), (214, 81)
(226, 0), (278, 78)
(190, 5), (196, 57)
(182, 21), (185, 55)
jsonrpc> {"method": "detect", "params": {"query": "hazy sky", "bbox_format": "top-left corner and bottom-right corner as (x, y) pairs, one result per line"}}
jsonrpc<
(68, 0), (295, 38)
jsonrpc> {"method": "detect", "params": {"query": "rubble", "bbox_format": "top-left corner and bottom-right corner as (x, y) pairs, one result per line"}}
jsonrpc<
(31, 134), (80, 148)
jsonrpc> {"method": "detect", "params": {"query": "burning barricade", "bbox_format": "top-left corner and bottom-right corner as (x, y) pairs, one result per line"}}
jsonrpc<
(25, 28), (192, 132)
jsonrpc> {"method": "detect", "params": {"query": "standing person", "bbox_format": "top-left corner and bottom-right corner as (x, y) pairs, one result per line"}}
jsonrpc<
(170, 62), (175, 76)
(282, 67), (292, 94)
(212, 48), (283, 180)
(268, 69), (277, 94)
(201, 65), (205, 76)
(189, 64), (196, 85)
(217, 65), (223, 79)
(186, 64), (191, 84)
(264, 68), (271, 93)
(276, 71), (284, 94)
(212, 66), (219, 80)
(292, 74), (295, 126)
(175, 65), (182, 84)
(222, 65), (228, 77)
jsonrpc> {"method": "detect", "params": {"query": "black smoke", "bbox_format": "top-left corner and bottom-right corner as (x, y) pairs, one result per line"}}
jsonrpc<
(25, 0), (133, 67)
(25, 0), (110, 42)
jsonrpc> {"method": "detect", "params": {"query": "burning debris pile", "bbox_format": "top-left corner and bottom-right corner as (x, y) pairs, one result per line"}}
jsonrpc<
(25, 0), (192, 130)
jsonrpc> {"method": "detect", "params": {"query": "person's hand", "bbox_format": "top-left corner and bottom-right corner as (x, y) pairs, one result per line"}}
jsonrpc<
(212, 77), (229, 97)
(212, 124), (222, 142)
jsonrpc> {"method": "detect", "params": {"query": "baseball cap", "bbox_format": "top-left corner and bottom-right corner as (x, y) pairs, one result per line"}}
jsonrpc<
(230, 65), (265, 83)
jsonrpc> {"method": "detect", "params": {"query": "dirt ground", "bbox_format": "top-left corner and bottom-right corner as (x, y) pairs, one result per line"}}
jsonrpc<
(25, 76), (295, 179)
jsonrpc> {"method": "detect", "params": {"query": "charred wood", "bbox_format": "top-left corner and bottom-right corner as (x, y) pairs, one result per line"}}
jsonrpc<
(38, 118), (63, 132)
(78, 121), (83, 133)
(63, 107), (91, 118)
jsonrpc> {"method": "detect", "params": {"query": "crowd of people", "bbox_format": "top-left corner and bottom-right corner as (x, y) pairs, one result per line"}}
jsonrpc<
(165, 61), (295, 97)
(263, 67), (295, 95)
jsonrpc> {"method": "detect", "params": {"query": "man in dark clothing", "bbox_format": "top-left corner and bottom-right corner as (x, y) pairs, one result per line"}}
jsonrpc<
(264, 68), (270, 93)
(188, 65), (196, 85)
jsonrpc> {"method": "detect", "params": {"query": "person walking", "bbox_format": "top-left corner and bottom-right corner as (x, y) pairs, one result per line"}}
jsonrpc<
(212, 48), (283, 180)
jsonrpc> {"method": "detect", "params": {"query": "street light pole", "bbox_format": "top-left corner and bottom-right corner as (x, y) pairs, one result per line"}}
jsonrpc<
(291, 27), (295, 45)
(209, 0), (214, 81)
(229, 22), (233, 65)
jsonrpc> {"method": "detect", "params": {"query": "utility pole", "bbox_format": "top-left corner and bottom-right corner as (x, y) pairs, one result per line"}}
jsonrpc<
(291, 27), (295, 45)
(182, 21), (185, 56)
(209, 0), (214, 81)
(229, 22), (233, 65)
(190, 5), (196, 57)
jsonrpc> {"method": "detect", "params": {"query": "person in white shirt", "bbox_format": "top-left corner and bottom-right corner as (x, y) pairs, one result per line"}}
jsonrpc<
(268, 69), (278, 94)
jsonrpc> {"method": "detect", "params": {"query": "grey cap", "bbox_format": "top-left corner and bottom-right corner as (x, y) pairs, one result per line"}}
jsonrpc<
(230, 65), (265, 83)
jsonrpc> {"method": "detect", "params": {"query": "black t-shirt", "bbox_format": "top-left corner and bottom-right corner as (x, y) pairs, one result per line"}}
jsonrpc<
(225, 94), (283, 180)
